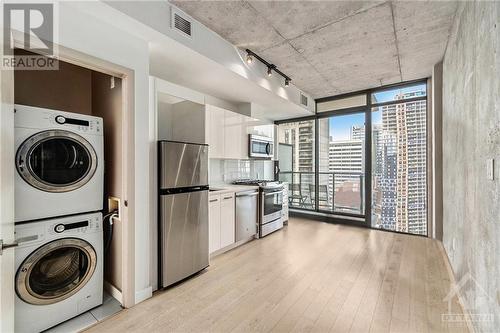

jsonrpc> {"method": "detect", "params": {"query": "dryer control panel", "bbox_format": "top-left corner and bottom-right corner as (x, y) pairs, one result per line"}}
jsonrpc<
(53, 115), (102, 135)
(14, 104), (103, 135)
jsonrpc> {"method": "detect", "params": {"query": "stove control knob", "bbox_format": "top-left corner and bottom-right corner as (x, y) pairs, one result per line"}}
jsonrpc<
(55, 116), (66, 124)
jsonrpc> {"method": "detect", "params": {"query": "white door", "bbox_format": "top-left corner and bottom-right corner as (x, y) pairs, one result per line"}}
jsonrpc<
(0, 48), (16, 332)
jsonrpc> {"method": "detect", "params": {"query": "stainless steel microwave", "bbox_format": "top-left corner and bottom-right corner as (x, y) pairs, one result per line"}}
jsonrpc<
(248, 134), (274, 159)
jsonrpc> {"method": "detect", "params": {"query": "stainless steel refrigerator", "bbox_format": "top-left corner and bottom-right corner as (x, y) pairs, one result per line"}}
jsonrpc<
(158, 140), (209, 288)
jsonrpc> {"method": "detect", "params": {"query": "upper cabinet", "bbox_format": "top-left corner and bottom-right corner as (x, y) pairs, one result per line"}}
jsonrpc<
(223, 111), (246, 159)
(206, 105), (225, 158)
(206, 105), (275, 160)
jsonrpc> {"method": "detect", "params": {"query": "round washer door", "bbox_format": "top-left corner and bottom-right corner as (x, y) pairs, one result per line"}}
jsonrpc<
(16, 130), (98, 193)
(16, 238), (97, 305)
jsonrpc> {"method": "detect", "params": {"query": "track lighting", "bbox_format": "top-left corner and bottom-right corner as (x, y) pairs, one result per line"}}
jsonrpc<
(245, 48), (291, 87)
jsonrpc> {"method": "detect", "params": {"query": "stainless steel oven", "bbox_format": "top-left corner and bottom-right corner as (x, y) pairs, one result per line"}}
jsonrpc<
(249, 134), (273, 159)
(260, 186), (283, 237)
(232, 180), (284, 238)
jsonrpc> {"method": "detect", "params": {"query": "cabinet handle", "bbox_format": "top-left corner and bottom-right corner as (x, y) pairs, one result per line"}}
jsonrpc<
(223, 196), (233, 200)
(209, 199), (218, 203)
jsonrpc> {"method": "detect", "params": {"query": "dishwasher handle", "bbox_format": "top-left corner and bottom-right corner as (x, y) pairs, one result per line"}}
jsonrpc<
(236, 191), (259, 197)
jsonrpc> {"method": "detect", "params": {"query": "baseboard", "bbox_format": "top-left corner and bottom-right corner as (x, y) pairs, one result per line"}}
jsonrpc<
(437, 241), (476, 333)
(104, 281), (123, 305)
(135, 286), (153, 304)
(210, 236), (256, 258)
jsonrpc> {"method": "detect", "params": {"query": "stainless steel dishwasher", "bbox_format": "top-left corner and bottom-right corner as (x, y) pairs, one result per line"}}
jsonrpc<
(235, 190), (259, 241)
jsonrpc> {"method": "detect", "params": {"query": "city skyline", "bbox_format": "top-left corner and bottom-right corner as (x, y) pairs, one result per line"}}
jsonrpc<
(278, 86), (427, 236)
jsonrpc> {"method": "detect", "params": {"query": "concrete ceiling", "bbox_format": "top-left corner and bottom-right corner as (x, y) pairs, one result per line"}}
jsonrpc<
(170, 0), (458, 99)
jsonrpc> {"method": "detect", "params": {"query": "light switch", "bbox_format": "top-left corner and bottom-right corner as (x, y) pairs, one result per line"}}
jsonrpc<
(486, 158), (494, 180)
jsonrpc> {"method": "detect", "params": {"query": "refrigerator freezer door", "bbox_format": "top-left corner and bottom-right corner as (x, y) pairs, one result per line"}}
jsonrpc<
(159, 141), (208, 189)
(159, 189), (209, 287)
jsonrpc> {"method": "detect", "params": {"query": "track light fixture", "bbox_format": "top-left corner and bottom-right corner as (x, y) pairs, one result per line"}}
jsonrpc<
(246, 52), (253, 64)
(245, 48), (292, 87)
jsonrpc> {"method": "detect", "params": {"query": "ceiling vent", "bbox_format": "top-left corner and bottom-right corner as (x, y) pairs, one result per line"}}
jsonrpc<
(300, 93), (308, 107)
(171, 10), (192, 38)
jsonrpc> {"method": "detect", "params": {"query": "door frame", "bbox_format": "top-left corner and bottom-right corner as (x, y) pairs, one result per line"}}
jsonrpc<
(43, 44), (136, 308)
(3, 39), (137, 309)
(314, 106), (370, 222)
(0, 37), (16, 333)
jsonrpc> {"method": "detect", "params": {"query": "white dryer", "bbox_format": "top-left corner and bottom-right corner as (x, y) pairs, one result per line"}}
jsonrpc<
(15, 212), (103, 333)
(14, 104), (104, 222)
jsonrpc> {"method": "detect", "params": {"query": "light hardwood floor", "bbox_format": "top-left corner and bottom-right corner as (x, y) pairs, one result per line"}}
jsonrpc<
(87, 218), (468, 333)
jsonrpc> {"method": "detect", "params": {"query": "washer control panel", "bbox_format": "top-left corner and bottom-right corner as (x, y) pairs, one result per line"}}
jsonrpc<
(50, 217), (101, 235)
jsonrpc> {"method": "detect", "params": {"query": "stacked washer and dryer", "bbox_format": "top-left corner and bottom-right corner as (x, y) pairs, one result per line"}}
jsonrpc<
(14, 104), (105, 333)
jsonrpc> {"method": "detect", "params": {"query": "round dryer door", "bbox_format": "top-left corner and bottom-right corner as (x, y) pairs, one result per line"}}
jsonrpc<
(16, 130), (98, 192)
(16, 238), (97, 305)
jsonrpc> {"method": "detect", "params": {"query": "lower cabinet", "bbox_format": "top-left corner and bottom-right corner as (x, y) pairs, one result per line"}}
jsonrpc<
(209, 192), (235, 254)
(220, 193), (235, 248)
(209, 195), (221, 254)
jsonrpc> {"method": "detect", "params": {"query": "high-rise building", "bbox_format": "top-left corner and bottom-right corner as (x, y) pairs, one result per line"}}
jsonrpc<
(372, 90), (427, 235)
(328, 137), (364, 213)
(278, 120), (329, 205)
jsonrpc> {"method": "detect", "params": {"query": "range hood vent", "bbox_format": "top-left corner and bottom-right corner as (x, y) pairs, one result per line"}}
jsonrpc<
(172, 10), (192, 37)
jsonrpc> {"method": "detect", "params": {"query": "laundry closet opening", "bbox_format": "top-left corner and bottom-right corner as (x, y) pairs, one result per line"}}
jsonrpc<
(13, 49), (126, 309)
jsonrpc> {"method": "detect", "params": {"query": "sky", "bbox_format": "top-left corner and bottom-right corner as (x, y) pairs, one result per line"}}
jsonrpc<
(327, 83), (426, 141)
(328, 113), (365, 141)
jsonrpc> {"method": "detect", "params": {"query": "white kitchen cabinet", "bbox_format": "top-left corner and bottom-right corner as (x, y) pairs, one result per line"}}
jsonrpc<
(224, 111), (247, 159)
(206, 105), (225, 158)
(248, 123), (275, 139)
(209, 194), (221, 253)
(205, 105), (274, 160)
(220, 193), (235, 248)
(209, 192), (236, 253)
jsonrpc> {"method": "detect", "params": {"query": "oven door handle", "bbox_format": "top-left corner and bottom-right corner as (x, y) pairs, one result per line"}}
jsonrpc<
(236, 191), (259, 197)
(263, 190), (283, 196)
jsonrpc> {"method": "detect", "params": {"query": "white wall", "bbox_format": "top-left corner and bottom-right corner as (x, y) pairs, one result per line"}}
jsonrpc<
(157, 102), (173, 140)
(55, 1), (152, 304)
(104, 1), (315, 119)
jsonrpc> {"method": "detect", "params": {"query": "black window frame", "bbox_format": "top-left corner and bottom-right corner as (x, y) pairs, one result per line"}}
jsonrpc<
(275, 78), (429, 236)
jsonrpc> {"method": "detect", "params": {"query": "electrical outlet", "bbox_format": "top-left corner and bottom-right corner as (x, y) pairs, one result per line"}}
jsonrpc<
(108, 196), (120, 217)
(486, 158), (494, 180)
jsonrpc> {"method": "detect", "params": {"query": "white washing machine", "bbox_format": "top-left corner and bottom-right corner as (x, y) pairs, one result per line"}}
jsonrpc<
(14, 104), (104, 222)
(15, 212), (103, 333)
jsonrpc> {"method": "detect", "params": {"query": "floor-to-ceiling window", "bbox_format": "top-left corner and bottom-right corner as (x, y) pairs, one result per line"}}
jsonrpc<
(276, 80), (428, 236)
(277, 119), (316, 210)
(318, 112), (365, 216)
(371, 83), (427, 235)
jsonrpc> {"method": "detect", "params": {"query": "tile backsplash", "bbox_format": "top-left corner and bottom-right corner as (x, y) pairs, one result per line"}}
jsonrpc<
(209, 159), (275, 184)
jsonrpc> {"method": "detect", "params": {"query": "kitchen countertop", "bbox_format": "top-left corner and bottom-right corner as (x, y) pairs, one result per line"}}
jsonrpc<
(209, 184), (259, 195)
